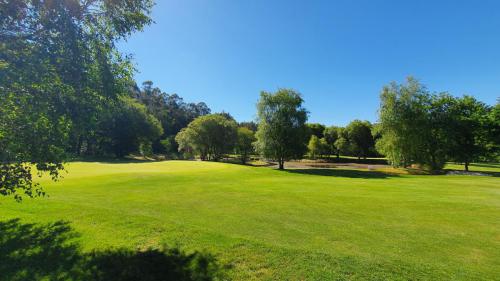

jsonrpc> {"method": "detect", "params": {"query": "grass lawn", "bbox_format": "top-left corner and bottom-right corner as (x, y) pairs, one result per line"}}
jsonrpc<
(1, 161), (499, 280)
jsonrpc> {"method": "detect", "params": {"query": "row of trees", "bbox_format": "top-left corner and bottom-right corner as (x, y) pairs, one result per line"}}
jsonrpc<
(173, 84), (498, 172)
(377, 77), (499, 171)
(306, 120), (377, 160)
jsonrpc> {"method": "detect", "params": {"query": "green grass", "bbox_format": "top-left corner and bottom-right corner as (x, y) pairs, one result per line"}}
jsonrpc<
(1, 161), (499, 280)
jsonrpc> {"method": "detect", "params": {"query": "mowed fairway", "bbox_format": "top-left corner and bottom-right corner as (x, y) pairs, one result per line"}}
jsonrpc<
(1, 161), (499, 280)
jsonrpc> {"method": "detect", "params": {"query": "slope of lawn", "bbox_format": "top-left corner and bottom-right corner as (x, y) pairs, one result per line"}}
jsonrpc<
(1, 161), (499, 280)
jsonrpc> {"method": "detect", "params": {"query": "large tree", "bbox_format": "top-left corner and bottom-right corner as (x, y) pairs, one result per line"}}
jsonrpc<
(446, 96), (490, 171)
(254, 89), (308, 170)
(175, 114), (237, 161)
(376, 77), (438, 169)
(0, 0), (153, 200)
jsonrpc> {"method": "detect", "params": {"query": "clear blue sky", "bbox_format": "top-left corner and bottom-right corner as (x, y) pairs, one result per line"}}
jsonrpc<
(118, 0), (500, 125)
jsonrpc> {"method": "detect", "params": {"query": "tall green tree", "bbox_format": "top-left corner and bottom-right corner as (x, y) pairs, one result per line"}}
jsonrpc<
(0, 0), (153, 200)
(254, 89), (308, 170)
(376, 77), (432, 169)
(446, 96), (490, 171)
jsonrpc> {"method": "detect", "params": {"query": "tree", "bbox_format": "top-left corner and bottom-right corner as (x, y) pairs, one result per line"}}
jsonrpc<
(254, 89), (308, 169)
(323, 126), (340, 158)
(376, 77), (480, 172)
(345, 120), (375, 159)
(446, 96), (490, 171)
(175, 114), (237, 161)
(132, 81), (211, 155)
(306, 123), (326, 139)
(377, 77), (432, 169)
(333, 128), (351, 157)
(307, 135), (328, 159)
(0, 0), (153, 200)
(98, 97), (163, 157)
(235, 127), (256, 164)
(239, 121), (258, 132)
(486, 101), (500, 162)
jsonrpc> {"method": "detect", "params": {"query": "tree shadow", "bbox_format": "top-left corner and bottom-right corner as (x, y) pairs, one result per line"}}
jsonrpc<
(70, 157), (157, 164)
(282, 168), (399, 179)
(0, 219), (227, 281)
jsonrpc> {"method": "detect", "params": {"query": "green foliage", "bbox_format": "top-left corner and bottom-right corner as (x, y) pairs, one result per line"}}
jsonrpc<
(345, 120), (375, 159)
(444, 96), (491, 170)
(175, 114), (238, 161)
(377, 77), (442, 170)
(235, 127), (256, 164)
(307, 135), (328, 159)
(323, 126), (340, 157)
(132, 81), (211, 155)
(306, 123), (326, 139)
(98, 97), (163, 157)
(254, 89), (309, 169)
(0, 0), (153, 199)
(377, 78), (494, 171)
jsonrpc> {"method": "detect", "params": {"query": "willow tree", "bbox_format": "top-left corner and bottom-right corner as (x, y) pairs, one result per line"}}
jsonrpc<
(254, 89), (308, 170)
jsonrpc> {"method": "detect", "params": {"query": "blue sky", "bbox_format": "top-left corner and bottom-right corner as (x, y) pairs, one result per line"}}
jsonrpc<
(118, 0), (500, 125)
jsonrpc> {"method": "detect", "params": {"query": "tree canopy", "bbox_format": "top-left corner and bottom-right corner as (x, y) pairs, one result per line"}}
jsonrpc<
(175, 114), (237, 161)
(254, 89), (308, 169)
(0, 0), (154, 200)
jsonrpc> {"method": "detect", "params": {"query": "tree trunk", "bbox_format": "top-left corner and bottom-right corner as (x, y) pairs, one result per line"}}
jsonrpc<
(465, 161), (469, 171)
(278, 159), (284, 170)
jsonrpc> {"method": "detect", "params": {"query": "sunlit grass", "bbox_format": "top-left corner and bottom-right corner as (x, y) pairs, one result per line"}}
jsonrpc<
(1, 161), (499, 280)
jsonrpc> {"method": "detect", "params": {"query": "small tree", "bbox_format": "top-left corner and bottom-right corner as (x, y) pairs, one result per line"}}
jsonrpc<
(255, 89), (308, 170)
(235, 127), (256, 164)
(307, 135), (321, 159)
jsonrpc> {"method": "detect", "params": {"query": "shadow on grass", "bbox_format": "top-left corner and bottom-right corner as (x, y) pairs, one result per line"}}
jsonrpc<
(70, 157), (157, 164)
(282, 168), (399, 179)
(0, 219), (226, 281)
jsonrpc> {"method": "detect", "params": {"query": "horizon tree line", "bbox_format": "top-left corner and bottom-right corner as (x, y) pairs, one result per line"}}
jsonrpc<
(1, 1), (498, 200)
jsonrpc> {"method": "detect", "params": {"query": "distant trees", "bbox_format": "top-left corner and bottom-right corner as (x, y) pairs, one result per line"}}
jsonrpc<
(307, 135), (328, 159)
(235, 127), (256, 164)
(345, 120), (375, 159)
(323, 126), (341, 158)
(175, 114), (237, 161)
(306, 123), (326, 139)
(132, 81), (211, 155)
(376, 77), (496, 171)
(97, 97), (163, 157)
(254, 89), (308, 169)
